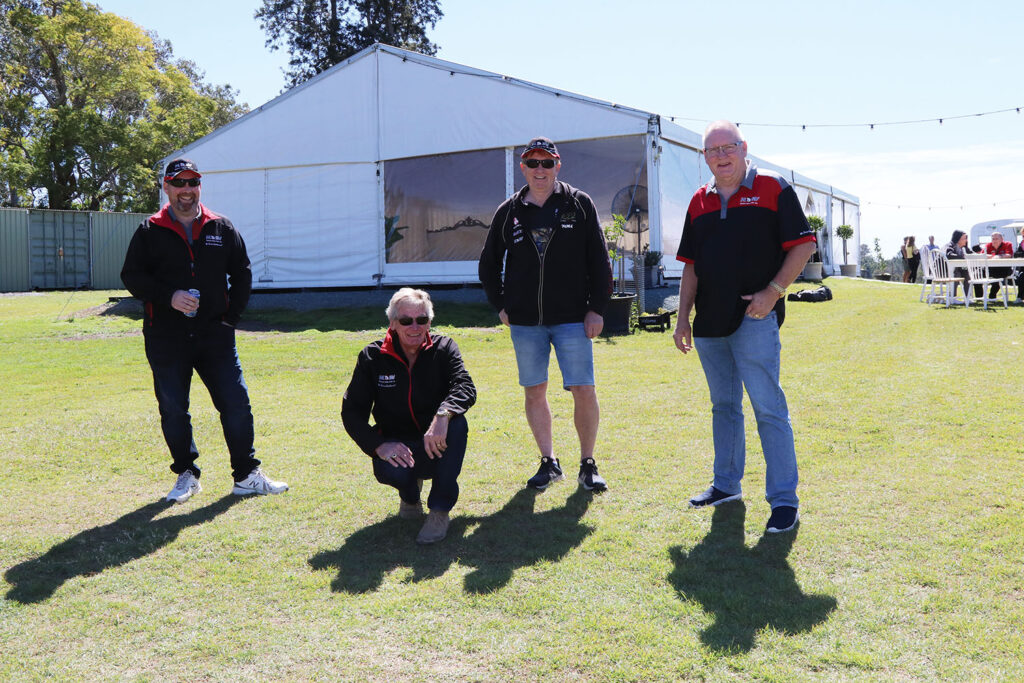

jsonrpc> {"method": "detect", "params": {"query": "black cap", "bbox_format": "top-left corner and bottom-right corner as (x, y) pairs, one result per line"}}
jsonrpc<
(521, 137), (560, 158)
(164, 158), (201, 179)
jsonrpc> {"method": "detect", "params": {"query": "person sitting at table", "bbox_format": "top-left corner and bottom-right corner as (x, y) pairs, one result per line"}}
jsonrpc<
(341, 288), (477, 545)
(944, 230), (970, 297)
(984, 231), (1014, 299)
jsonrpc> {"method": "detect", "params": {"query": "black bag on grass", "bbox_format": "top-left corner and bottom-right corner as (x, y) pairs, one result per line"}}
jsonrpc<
(787, 285), (832, 302)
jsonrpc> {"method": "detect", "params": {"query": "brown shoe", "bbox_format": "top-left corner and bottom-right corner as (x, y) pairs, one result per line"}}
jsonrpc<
(415, 510), (450, 544)
(398, 499), (423, 519)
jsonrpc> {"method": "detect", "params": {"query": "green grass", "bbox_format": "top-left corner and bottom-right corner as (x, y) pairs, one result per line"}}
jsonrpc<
(1, 280), (1022, 681)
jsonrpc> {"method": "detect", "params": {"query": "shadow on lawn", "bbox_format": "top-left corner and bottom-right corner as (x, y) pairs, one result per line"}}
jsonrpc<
(667, 502), (837, 653)
(308, 487), (594, 594)
(4, 495), (243, 604)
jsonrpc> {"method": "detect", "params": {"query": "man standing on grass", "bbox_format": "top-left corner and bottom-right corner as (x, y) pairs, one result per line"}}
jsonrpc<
(673, 121), (816, 534)
(121, 159), (288, 503)
(479, 137), (613, 493)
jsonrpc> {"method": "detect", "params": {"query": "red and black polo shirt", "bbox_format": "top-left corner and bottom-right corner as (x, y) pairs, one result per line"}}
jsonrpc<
(676, 163), (815, 337)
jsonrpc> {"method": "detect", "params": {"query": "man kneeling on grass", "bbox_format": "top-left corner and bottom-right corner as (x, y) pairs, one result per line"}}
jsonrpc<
(341, 289), (477, 544)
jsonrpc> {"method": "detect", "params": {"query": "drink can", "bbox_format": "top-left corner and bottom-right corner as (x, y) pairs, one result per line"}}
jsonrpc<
(185, 288), (200, 318)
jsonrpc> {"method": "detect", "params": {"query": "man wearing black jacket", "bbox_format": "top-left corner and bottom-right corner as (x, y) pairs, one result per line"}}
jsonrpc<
(121, 159), (287, 503)
(478, 137), (613, 493)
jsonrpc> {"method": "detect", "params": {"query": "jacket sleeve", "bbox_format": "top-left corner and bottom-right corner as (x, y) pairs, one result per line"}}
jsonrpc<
(478, 201), (510, 312)
(580, 191), (613, 315)
(341, 348), (386, 458)
(436, 337), (476, 417)
(120, 222), (176, 308)
(223, 219), (252, 326)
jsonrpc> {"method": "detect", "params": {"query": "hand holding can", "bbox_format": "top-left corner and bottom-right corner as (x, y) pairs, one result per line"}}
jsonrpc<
(184, 288), (200, 317)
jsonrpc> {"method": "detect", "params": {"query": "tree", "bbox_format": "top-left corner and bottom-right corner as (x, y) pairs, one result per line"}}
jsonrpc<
(256, 0), (443, 88)
(0, 0), (247, 211)
(835, 224), (854, 265)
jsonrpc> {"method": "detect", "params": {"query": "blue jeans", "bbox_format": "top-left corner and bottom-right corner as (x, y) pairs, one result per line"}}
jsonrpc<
(372, 415), (468, 512)
(509, 323), (595, 388)
(694, 312), (799, 509)
(144, 324), (259, 482)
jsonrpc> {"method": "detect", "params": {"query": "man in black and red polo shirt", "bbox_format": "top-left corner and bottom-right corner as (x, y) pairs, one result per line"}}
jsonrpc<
(121, 159), (288, 503)
(672, 121), (816, 534)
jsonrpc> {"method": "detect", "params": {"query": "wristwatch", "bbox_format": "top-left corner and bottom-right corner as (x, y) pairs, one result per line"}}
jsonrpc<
(436, 408), (452, 419)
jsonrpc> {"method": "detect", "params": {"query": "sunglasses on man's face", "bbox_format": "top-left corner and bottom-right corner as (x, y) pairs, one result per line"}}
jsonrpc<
(397, 315), (430, 326)
(523, 159), (557, 169)
(167, 178), (201, 188)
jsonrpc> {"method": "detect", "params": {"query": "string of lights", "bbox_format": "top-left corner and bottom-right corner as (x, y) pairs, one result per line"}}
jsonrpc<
(864, 198), (1024, 211)
(667, 106), (1022, 130)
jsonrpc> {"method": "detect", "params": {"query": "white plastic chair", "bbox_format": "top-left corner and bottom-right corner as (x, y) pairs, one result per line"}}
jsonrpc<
(964, 256), (1009, 310)
(919, 248), (935, 302)
(927, 250), (964, 307)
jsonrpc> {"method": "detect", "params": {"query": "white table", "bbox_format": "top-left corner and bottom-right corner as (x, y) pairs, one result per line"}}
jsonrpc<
(943, 257), (1024, 306)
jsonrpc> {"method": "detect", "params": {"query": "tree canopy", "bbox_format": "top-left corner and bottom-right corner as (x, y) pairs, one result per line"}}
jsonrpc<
(0, 0), (247, 211)
(256, 0), (443, 88)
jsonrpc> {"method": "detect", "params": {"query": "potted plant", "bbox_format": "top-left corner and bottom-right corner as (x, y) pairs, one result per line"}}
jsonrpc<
(603, 214), (636, 334)
(801, 215), (825, 281)
(630, 245), (664, 289)
(836, 224), (858, 276)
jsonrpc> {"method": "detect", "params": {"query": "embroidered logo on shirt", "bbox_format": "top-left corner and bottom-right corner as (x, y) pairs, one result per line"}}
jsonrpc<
(511, 217), (525, 245)
(377, 374), (397, 389)
(205, 234), (223, 246)
(560, 210), (576, 229)
(738, 196), (761, 205)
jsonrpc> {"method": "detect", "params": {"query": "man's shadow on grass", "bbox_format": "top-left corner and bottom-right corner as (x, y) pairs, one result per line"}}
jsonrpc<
(5, 495), (242, 604)
(667, 502), (837, 653)
(308, 487), (594, 594)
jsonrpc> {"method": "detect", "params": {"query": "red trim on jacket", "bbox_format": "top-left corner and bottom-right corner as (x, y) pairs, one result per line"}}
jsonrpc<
(380, 329), (436, 433)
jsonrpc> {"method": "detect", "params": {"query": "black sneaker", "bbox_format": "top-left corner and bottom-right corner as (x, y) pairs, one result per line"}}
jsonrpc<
(765, 506), (799, 533)
(689, 485), (741, 508)
(577, 458), (607, 492)
(526, 456), (563, 490)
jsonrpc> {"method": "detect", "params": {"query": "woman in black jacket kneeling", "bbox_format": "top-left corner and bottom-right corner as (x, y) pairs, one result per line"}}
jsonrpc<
(341, 288), (476, 545)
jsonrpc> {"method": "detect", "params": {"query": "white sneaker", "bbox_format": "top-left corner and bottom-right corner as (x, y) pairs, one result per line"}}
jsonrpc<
(232, 468), (289, 496)
(166, 471), (201, 503)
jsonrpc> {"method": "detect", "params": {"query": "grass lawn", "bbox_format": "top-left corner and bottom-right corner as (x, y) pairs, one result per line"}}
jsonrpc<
(1, 279), (1022, 681)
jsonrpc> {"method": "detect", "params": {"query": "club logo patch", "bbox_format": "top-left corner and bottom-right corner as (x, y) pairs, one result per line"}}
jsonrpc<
(738, 196), (761, 205)
(205, 234), (223, 246)
(378, 374), (397, 388)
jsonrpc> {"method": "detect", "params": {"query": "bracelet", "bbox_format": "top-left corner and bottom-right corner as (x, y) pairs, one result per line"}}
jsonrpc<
(768, 280), (786, 297)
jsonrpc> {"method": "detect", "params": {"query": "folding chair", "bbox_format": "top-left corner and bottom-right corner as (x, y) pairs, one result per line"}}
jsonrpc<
(927, 250), (964, 307)
(919, 249), (935, 302)
(964, 256), (1009, 310)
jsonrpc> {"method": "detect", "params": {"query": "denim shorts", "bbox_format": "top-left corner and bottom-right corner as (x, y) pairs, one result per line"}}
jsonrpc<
(509, 323), (594, 389)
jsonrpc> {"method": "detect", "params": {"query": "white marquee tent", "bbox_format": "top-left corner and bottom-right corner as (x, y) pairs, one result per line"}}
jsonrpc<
(164, 43), (860, 289)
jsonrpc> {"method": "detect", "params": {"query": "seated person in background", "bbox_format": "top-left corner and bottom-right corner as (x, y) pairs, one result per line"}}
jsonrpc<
(944, 230), (969, 296)
(341, 288), (476, 545)
(984, 231), (1014, 299)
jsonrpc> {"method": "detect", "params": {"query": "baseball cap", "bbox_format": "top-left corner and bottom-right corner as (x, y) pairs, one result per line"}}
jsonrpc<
(164, 158), (201, 179)
(521, 137), (560, 158)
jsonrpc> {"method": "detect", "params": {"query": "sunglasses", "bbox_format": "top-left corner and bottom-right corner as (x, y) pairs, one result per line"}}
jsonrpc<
(167, 178), (201, 188)
(523, 159), (557, 169)
(397, 315), (430, 326)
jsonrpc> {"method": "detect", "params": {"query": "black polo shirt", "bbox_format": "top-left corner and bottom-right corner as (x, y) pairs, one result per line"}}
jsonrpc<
(676, 163), (815, 337)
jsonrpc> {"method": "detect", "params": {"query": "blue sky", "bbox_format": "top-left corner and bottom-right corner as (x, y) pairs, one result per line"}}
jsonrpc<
(96, 0), (1024, 254)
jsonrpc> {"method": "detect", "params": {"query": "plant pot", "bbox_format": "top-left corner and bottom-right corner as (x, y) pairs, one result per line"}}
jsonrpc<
(860, 268), (870, 278)
(629, 265), (661, 289)
(801, 262), (823, 281)
(839, 264), (858, 277)
(603, 293), (636, 335)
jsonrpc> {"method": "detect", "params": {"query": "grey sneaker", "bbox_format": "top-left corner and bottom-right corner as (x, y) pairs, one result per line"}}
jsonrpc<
(577, 458), (608, 492)
(416, 510), (450, 544)
(166, 471), (201, 503)
(689, 485), (741, 508)
(526, 457), (564, 490)
(232, 468), (289, 496)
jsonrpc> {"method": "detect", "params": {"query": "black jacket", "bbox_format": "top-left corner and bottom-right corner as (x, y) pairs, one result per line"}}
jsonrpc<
(478, 181), (612, 326)
(341, 331), (476, 457)
(121, 204), (252, 335)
